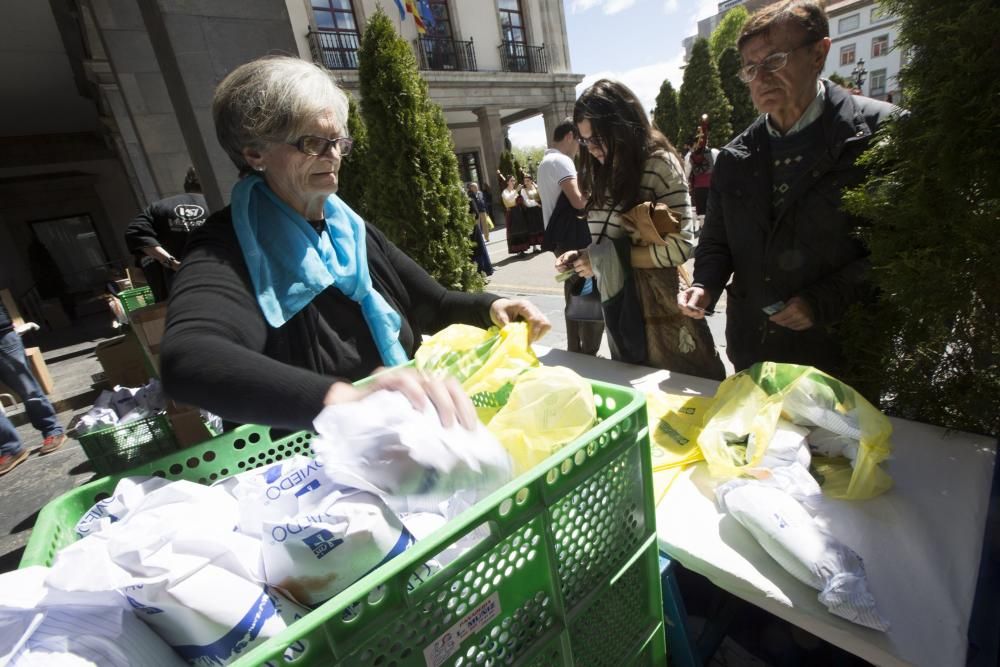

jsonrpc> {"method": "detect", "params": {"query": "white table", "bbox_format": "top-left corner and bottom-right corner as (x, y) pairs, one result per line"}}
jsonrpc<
(534, 346), (997, 667)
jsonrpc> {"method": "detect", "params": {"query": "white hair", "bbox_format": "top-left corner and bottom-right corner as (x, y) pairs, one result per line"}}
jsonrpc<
(212, 56), (349, 173)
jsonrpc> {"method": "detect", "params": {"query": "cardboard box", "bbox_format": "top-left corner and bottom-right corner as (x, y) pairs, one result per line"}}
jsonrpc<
(129, 303), (167, 374)
(167, 408), (213, 448)
(94, 333), (150, 389)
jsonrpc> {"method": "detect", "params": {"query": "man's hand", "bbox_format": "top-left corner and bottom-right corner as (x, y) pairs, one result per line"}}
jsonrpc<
(678, 286), (711, 318)
(143, 245), (181, 271)
(324, 368), (477, 430)
(489, 298), (551, 342)
(769, 296), (814, 330)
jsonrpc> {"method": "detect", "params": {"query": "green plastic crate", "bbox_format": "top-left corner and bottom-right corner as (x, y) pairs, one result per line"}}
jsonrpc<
(75, 413), (178, 476)
(23, 380), (666, 666)
(117, 286), (155, 316)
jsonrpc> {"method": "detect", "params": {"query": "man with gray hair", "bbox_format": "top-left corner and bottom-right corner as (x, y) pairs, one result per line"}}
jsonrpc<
(679, 0), (904, 378)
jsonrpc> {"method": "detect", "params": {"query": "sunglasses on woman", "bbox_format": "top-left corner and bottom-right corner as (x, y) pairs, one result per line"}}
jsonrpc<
(289, 135), (354, 157)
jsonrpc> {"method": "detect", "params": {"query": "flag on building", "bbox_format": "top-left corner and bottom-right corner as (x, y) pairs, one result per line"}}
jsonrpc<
(404, 0), (427, 34)
(393, 0), (405, 20)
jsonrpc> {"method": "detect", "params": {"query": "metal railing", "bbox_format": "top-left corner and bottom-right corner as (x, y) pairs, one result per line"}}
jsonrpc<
(414, 36), (477, 72)
(498, 40), (547, 73)
(308, 29), (361, 70)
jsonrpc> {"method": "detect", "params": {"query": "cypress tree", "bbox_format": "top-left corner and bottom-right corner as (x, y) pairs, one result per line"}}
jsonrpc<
(498, 149), (515, 185)
(651, 79), (680, 145)
(336, 93), (371, 221)
(677, 38), (733, 148)
(709, 6), (749, 63)
(357, 8), (483, 291)
(718, 47), (758, 141)
(841, 0), (1000, 435)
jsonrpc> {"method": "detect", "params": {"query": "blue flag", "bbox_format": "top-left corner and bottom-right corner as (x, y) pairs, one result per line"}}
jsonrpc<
(393, 0), (405, 19)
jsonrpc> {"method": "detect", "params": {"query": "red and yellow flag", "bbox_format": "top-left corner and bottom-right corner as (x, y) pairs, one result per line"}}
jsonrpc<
(404, 0), (426, 34)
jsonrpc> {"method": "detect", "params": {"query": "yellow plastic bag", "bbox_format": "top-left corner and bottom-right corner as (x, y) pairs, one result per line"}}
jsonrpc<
(415, 322), (539, 423)
(645, 391), (714, 471)
(697, 362), (893, 500)
(487, 366), (596, 474)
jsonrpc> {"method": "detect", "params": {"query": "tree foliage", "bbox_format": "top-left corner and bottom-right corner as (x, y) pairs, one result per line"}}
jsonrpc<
(717, 47), (758, 142)
(841, 0), (1000, 435)
(826, 72), (852, 89)
(336, 93), (371, 221)
(709, 6), (749, 62)
(357, 8), (483, 291)
(497, 149), (515, 187)
(678, 38), (733, 147)
(652, 79), (680, 145)
(513, 146), (545, 178)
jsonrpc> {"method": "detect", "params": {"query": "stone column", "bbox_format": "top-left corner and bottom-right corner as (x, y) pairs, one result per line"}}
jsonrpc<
(475, 106), (504, 189)
(542, 101), (575, 145)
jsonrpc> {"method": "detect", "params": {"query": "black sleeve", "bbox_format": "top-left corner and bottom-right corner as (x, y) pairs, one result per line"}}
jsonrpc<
(368, 224), (500, 334)
(160, 223), (334, 432)
(692, 170), (734, 306)
(124, 205), (162, 254)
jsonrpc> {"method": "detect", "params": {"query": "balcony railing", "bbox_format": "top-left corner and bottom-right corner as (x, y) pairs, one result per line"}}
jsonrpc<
(415, 36), (477, 72)
(498, 40), (547, 73)
(309, 29), (360, 70)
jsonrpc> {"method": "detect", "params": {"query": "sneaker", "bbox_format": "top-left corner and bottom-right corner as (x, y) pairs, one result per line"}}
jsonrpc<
(0, 448), (29, 475)
(40, 433), (66, 455)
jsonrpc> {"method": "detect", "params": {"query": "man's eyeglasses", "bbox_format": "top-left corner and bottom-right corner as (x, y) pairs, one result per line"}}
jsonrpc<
(738, 39), (819, 83)
(289, 135), (354, 157)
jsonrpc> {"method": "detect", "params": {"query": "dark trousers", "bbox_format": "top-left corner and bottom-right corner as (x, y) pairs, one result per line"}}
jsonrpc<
(563, 276), (604, 356)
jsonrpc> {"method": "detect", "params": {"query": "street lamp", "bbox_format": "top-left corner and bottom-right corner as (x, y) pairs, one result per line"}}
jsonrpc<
(852, 58), (868, 90)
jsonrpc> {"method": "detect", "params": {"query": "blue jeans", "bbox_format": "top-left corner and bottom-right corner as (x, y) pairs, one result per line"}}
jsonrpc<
(0, 411), (22, 456)
(0, 330), (62, 448)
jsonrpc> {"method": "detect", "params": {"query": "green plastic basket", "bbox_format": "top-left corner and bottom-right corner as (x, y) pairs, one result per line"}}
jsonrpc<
(23, 380), (666, 666)
(117, 286), (155, 316)
(75, 413), (178, 476)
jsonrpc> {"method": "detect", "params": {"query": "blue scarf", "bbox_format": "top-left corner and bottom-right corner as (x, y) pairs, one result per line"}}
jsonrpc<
(231, 175), (408, 367)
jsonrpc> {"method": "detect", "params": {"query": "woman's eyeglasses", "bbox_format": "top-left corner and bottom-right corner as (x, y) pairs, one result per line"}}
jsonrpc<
(289, 135), (354, 157)
(737, 39), (819, 83)
(577, 133), (601, 148)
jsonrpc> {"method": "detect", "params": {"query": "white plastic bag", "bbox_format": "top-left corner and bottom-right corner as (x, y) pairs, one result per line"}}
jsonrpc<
(311, 390), (513, 513)
(75, 476), (173, 538)
(716, 480), (888, 631)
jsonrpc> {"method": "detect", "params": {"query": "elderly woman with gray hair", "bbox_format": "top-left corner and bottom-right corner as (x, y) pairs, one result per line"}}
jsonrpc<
(161, 56), (549, 433)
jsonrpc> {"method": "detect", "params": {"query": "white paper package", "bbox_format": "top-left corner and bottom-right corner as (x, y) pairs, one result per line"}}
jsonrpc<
(0, 566), (184, 667)
(75, 476), (173, 538)
(311, 389), (514, 513)
(47, 479), (308, 665)
(717, 480), (888, 631)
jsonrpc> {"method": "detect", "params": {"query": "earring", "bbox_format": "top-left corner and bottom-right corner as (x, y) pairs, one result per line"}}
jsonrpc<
(255, 166), (265, 172)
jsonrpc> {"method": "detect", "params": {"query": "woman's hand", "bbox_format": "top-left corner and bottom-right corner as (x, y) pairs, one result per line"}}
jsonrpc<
(324, 367), (477, 430)
(556, 250), (594, 278)
(489, 298), (551, 342)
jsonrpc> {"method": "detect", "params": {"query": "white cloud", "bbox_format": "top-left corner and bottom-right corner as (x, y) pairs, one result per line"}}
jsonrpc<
(663, 0), (679, 14)
(570, 0), (602, 13)
(604, 0), (636, 14)
(575, 51), (687, 117)
(507, 116), (547, 149)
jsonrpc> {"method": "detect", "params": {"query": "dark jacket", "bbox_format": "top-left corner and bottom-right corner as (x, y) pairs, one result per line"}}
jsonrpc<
(124, 193), (210, 262)
(694, 81), (903, 375)
(161, 207), (499, 432)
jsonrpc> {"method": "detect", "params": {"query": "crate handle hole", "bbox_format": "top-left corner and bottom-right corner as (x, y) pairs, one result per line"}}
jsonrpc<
(203, 450), (216, 462)
(498, 498), (513, 517)
(514, 488), (529, 506)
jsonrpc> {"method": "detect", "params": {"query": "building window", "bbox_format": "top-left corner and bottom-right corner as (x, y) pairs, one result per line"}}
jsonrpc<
(872, 34), (890, 58)
(838, 14), (860, 33)
(425, 0), (453, 39)
(840, 43), (856, 66)
(456, 151), (482, 186)
(499, 0), (527, 45)
(871, 6), (890, 23)
(311, 0), (361, 69)
(869, 68), (887, 96)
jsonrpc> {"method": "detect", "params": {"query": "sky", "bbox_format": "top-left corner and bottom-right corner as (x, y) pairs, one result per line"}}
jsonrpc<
(507, 0), (721, 147)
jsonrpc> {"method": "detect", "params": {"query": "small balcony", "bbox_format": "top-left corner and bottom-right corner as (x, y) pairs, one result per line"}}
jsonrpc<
(498, 40), (547, 73)
(308, 29), (360, 70)
(414, 36), (477, 72)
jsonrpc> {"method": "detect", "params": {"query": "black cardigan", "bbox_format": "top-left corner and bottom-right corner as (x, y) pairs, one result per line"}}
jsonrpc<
(160, 206), (499, 432)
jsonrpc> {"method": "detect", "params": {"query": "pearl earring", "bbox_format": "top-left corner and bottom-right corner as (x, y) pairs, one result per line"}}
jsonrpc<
(256, 166), (265, 172)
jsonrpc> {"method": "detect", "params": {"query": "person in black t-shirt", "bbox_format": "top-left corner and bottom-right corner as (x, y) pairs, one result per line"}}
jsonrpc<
(124, 167), (209, 301)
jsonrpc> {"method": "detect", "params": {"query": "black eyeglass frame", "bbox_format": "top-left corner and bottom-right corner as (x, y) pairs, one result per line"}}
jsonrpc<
(738, 38), (822, 83)
(288, 135), (355, 157)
